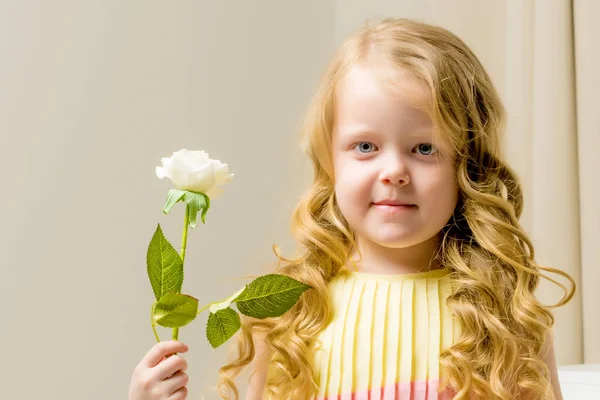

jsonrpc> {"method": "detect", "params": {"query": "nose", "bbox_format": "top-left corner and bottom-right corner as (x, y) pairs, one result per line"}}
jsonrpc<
(378, 154), (410, 186)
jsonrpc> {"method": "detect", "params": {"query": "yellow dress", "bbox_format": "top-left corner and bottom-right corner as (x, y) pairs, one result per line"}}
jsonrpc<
(313, 267), (460, 400)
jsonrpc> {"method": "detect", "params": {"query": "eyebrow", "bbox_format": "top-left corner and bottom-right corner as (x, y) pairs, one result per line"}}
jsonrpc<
(336, 125), (435, 139)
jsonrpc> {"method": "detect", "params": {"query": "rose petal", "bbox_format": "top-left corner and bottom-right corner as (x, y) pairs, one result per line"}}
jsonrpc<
(158, 149), (232, 196)
(205, 186), (223, 200)
(167, 156), (192, 189)
(222, 172), (234, 184)
(183, 150), (209, 170)
(176, 149), (197, 170)
(187, 164), (216, 193)
(156, 166), (167, 179)
(170, 149), (187, 160)
(210, 160), (234, 185)
(188, 150), (210, 161)
(160, 157), (172, 171)
(171, 149), (198, 171)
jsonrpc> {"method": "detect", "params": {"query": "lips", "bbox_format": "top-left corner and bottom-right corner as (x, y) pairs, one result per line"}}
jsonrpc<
(372, 200), (415, 207)
(371, 200), (416, 216)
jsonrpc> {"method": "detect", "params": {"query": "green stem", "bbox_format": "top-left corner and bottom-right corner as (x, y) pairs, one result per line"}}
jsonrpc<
(180, 206), (189, 265)
(151, 303), (160, 343)
(173, 206), (190, 341)
(196, 293), (236, 316)
(197, 302), (215, 315)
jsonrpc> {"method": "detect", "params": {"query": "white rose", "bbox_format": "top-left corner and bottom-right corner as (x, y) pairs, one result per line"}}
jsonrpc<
(156, 149), (234, 198)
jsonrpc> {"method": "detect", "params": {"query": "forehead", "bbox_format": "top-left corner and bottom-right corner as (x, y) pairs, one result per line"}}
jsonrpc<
(333, 64), (434, 134)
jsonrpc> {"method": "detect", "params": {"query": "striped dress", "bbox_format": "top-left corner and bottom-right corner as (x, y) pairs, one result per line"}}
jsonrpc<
(313, 267), (461, 400)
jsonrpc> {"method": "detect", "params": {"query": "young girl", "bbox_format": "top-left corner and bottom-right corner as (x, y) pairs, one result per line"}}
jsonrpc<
(129, 18), (575, 400)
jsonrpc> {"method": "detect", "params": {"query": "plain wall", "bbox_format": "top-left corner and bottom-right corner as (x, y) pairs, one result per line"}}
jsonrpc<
(0, 1), (333, 399)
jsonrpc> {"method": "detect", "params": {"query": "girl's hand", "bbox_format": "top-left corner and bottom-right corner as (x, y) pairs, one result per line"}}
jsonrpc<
(128, 341), (190, 400)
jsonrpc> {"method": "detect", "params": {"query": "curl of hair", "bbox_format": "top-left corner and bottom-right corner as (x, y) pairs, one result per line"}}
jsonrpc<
(216, 174), (356, 399)
(216, 18), (575, 400)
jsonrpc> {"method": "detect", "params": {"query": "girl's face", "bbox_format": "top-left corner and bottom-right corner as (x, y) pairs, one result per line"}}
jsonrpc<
(332, 64), (459, 257)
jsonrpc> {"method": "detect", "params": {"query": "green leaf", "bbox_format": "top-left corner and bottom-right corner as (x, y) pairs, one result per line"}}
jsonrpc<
(199, 192), (210, 224)
(235, 274), (311, 319)
(206, 307), (241, 348)
(153, 293), (199, 328)
(160, 189), (211, 228)
(146, 224), (183, 301)
(209, 286), (247, 314)
(183, 191), (210, 228)
(163, 189), (187, 214)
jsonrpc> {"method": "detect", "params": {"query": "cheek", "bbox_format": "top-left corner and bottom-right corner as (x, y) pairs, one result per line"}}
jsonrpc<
(334, 173), (372, 220)
(438, 185), (459, 217)
(334, 160), (372, 191)
(420, 170), (459, 210)
(334, 179), (357, 212)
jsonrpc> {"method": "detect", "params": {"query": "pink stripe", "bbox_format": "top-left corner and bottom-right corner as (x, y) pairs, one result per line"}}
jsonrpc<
(317, 380), (456, 400)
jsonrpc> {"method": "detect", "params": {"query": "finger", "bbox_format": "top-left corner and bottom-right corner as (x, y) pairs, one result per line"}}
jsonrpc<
(164, 371), (189, 395)
(142, 341), (188, 368)
(168, 386), (188, 400)
(154, 354), (188, 380)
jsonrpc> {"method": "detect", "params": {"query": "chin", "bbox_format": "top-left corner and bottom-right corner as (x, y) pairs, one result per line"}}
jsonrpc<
(374, 240), (421, 249)
(368, 234), (424, 249)
(363, 226), (438, 249)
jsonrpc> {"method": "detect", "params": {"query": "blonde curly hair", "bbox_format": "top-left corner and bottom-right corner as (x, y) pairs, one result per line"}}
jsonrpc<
(216, 18), (575, 400)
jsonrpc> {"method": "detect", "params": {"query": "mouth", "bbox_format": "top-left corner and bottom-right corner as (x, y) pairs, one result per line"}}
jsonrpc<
(372, 201), (416, 207)
(372, 203), (416, 208)
(371, 202), (417, 213)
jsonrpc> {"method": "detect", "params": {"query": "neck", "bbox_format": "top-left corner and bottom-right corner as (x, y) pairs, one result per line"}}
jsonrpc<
(350, 235), (442, 274)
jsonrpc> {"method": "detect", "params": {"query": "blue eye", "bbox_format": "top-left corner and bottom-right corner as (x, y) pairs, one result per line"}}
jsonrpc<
(416, 143), (437, 155)
(354, 142), (377, 154)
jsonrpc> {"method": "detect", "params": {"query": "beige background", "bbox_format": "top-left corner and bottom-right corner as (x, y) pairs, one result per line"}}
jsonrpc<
(1, 1), (597, 399)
